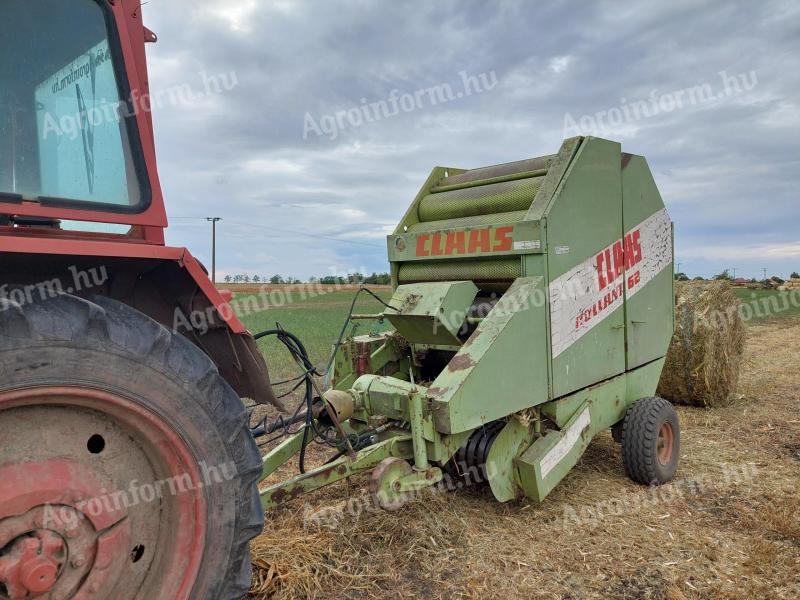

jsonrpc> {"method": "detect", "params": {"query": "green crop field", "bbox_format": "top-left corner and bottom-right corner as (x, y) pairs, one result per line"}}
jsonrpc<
(231, 285), (800, 383)
(233, 287), (393, 384)
(732, 287), (800, 322)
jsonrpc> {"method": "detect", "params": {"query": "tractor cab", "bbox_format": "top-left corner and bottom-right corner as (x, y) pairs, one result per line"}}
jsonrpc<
(0, 3), (278, 599)
(0, 0), (165, 239)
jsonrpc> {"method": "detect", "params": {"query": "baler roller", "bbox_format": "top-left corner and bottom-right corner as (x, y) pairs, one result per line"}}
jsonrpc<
(417, 176), (545, 222)
(397, 258), (521, 292)
(442, 155), (554, 187)
(406, 209), (528, 234)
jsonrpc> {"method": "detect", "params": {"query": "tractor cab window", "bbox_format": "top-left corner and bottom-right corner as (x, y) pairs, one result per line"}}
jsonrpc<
(0, 0), (148, 212)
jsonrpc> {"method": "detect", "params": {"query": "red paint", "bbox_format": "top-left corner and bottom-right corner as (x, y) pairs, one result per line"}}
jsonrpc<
(430, 232), (444, 256)
(444, 230), (466, 254)
(575, 281), (625, 329)
(0, 235), (246, 334)
(612, 241), (624, 280)
(0, 2), (244, 334)
(596, 251), (607, 289)
(416, 234), (430, 257)
(596, 228), (644, 293)
(468, 229), (491, 253)
(604, 249), (614, 287)
(414, 226), (517, 257)
(492, 226), (514, 251)
(0, 532), (63, 597)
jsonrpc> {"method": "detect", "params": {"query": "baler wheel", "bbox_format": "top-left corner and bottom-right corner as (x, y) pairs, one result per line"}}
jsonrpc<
(0, 293), (264, 600)
(620, 397), (681, 485)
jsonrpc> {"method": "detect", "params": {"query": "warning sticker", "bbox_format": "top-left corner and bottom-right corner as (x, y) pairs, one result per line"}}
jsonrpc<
(514, 240), (541, 250)
(549, 208), (672, 358)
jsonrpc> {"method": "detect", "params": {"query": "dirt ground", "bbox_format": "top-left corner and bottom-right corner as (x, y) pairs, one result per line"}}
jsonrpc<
(249, 317), (800, 599)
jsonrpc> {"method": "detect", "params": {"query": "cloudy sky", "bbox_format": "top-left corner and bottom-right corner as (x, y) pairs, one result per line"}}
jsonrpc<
(141, 0), (799, 281)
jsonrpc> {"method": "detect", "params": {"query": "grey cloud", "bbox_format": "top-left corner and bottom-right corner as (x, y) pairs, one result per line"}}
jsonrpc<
(141, 0), (800, 280)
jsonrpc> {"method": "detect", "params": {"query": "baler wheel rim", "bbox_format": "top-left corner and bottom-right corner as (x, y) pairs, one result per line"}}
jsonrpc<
(656, 422), (675, 465)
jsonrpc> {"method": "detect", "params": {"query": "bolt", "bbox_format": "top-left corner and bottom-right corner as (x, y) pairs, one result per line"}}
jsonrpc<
(71, 555), (85, 568)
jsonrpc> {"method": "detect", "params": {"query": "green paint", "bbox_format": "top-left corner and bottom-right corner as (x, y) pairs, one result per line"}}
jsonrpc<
(260, 436), (413, 510)
(384, 281), (477, 346)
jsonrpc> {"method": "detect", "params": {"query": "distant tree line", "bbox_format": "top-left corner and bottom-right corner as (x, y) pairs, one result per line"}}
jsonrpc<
(674, 269), (799, 283)
(310, 273), (391, 285)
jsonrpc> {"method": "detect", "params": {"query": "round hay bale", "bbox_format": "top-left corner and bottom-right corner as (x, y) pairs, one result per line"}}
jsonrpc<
(657, 281), (747, 407)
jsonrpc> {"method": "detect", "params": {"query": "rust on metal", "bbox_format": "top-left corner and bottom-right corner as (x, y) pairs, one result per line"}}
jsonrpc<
(448, 354), (476, 372)
(426, 386), (448, 398)
(355, 341), (373, 376)
(621, 152), (634, 169)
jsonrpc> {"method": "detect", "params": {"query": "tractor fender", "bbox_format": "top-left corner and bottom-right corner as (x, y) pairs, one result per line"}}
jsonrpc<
(0, 240), (279, 408)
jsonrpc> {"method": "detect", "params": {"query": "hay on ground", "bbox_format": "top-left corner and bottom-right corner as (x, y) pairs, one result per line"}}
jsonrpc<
(657, 281), (747, 407)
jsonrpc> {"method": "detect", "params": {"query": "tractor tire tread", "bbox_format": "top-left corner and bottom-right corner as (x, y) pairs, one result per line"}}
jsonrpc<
(0, 292), (263, 600)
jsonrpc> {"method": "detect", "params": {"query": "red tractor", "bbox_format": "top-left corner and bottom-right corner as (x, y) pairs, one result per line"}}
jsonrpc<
(0, 1), (275, 598)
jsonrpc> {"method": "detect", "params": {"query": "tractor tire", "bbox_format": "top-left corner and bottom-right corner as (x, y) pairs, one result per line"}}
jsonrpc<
(620, 397), (680, 485)
(0, 292), (264, 600)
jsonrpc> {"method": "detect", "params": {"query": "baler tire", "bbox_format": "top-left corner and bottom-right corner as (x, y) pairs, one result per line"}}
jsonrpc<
(621, 397), (680, 485)
(611, 421), (623, 444)
(0, 292), (264, 599)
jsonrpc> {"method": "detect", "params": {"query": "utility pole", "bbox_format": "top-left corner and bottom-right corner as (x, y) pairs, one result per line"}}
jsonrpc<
(206, 217), (222, 284)
(732, 267), (737, 280)
(762, 267), (768, 283)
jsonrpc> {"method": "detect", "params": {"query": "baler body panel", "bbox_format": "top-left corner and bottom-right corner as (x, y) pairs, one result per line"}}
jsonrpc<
(384, 281), (478, 346)
(384, 136), (673, 425)
(427, 277), (550, 434)
(621, 155), (676, 369)
(543, 137), (627, 398)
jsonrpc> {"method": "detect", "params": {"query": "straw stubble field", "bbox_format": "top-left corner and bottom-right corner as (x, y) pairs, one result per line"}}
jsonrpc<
(241, 290), (799, 600)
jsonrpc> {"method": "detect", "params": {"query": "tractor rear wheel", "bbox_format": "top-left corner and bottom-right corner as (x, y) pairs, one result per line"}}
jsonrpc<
(620, 397), (680, 485)
(0, 293), (263, 600)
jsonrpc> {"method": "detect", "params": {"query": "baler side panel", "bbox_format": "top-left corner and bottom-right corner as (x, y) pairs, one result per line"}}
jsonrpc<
(428, 277), (549, 434)
(621, 155), (675, 369)
(544, 138), (626, 398)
